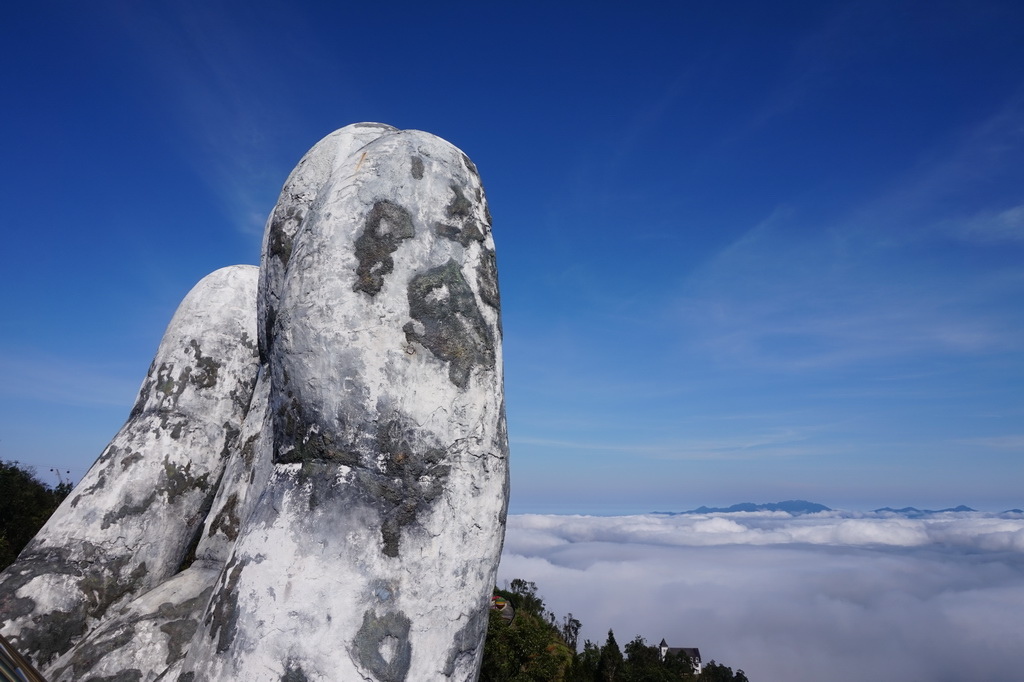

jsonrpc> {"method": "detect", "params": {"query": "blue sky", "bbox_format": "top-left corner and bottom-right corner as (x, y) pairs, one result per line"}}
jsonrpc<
(2, 0), (1022, 512)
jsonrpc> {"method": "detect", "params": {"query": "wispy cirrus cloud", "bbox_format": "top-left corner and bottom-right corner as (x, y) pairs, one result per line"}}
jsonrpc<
(673, 205), (1023, 375)
(941, 203), (1024, 244)
(672, 88), (1024, 375)
(513, 424), (840, 461)
(104, 3), (326, 236)
(957, 435), (1024, 451)
(0, 353), (139, 408)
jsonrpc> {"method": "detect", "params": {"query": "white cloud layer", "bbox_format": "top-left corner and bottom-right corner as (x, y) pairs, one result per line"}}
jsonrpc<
(498, 512), (1024, 682)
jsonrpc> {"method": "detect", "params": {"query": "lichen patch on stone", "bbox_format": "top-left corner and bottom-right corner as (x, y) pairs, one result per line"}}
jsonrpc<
(434, 185), (485, 247)
(205, 555), (248, 654)
(207, 492), (241, 542)
(476, 247), (501, 313)
(353, 200), (415, 296)
(354, 609), (412, 682)
(403, 259), (495, 388)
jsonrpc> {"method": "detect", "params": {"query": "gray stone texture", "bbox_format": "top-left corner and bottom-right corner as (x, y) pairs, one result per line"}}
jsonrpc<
(0, 124), (508, 682)
(0, 265), (260, 671)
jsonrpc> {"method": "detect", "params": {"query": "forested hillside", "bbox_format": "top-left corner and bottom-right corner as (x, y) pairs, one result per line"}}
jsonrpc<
(0, 461), (71, 569)
(483, 579), (749, 681)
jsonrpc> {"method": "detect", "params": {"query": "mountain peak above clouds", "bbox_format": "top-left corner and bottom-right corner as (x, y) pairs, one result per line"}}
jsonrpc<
(872, 505), (977, 517)
(651, 501), (1020, 517)
(655, 500), (833, 515)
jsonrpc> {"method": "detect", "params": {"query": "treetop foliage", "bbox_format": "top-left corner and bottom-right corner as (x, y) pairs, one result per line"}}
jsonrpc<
(0, 460), (72, 570)
(482, 578), (749, 681)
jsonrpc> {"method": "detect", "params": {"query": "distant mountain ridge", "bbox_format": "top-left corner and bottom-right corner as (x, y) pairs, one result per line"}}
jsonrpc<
(655, 500), (832, 516)
(873, 505), (976, 517)
(652, 501), (1008, 516)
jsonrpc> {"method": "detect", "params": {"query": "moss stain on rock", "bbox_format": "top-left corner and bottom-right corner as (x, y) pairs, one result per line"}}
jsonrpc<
(86, 671), (143, 682)
(207, 492), (241, 541)
(434, 185), (485, 247)
(353, 200), (415, 296)
(159, 586), (216, 664)
(78, 560), (149, 620)
(442, 607), (488, 676)
(205, 555), (248, 653)
(187, 340), (221, 389)
(476, 247), (501, 313)
(354, 609), (412, 682)
(368, 420), (450, 558)
(101, 458), (212, 530)
(281, 661), (310, 682)
(403, 259), (495, 389)
(50, 621), (137, 679)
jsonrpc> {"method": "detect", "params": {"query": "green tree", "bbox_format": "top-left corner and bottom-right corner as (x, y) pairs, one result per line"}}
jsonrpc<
(508, 578), (546, 617)
(699, 660), (748, 682)
(567, 640), (601, 682)
(622, 635), (696, 682)
(483, 579), (751, 682)
(0, 460), (71, 570)
(597, 630), (623, 681)
(663, 649), (699, 680)
(481, 582), (574, 681)
(561, 613), (582, 652)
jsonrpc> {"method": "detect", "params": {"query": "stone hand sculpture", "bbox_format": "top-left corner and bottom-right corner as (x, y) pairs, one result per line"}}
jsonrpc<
(0, 124), (509, 682)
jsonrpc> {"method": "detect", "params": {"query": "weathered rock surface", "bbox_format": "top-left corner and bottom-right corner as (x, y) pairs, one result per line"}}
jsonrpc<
(0, 265), (260, 670)
(0, 124), (508, 682)
(258, 122), (397, 363)
(44, 369), (273, 682)
(179, 126), (507, 681)
(45, 564), (221, 682)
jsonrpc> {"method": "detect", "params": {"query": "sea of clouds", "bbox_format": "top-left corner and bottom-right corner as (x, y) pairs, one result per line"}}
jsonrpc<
(497, 511), (1024, 682)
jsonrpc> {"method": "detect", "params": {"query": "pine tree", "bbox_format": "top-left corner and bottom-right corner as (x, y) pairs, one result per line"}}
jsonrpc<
(0, 460), (71, 569)
(597, 630), (623, 681)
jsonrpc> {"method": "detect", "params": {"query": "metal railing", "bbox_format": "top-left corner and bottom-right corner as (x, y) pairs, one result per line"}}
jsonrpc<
(0, 633), (46, 682)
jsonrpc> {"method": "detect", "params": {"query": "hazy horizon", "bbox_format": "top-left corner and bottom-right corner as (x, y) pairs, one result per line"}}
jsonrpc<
(2, 4), (1023, 678)
(508, 495), (1024, 517)
(3, 1), (1022, 513)
(499, 510), (1024, 682)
